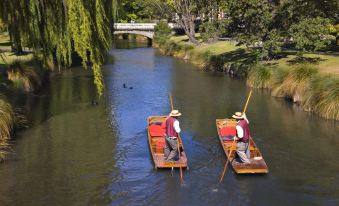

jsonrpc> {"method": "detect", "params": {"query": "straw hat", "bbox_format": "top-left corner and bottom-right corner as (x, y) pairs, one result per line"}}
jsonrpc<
(232, 112), (244, 119)
(169, 110), (182, 117)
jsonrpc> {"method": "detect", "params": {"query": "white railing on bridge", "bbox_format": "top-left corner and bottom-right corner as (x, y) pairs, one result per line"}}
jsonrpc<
(114, 23), (180, 30)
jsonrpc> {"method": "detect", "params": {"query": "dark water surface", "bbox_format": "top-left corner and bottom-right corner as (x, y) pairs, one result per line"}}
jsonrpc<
(0, 42), (338, 206)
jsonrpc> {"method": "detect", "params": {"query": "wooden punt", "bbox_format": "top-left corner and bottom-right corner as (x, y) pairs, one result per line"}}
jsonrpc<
(147, 116), (188, 169)
(216, 118), (269, 174)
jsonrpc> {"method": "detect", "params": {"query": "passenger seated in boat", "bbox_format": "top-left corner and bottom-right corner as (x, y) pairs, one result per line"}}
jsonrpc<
(164, 110), (182, 161)
(232, 112), (251, 164)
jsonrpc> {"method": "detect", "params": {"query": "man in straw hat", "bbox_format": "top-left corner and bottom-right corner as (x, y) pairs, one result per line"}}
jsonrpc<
(232, 112), (251, 164)
(164, 110), (182, 161)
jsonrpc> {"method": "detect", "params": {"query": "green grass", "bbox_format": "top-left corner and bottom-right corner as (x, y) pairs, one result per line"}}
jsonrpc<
(0, 33), (34, 66)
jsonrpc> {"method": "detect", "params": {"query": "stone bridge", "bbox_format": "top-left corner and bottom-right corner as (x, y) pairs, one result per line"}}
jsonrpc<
(113, 23), (179, 39)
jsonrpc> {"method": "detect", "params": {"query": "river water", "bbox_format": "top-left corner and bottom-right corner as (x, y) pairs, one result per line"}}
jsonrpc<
(0, 41), (338, 206)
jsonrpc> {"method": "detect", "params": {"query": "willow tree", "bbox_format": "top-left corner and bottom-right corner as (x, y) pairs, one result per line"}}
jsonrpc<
(0, 0), (115, 96)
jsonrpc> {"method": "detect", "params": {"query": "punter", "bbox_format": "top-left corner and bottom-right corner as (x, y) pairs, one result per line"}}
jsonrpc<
(164, 110), (182, 161)
(232, 112), (251, 164)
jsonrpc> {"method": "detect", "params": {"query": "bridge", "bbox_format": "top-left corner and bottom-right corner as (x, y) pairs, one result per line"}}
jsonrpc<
(113, 23), (180, 39)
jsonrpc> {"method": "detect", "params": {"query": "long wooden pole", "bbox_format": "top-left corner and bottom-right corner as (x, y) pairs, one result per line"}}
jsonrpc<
(242, 89), (253, 114)
(219, 89), (253, 183)
(219, 138), (236, 183)
(169, 94), (183, 182)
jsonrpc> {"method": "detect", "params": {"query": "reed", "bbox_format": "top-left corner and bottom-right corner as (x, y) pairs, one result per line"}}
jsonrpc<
(0, 95), (14, 161)
(270, 64), (318, 102)
(303, 74), (339, 120)
(247, 64), (272, 88)
(6, 61), (41, 92)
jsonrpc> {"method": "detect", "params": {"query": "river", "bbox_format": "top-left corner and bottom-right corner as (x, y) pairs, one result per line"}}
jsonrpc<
(0, 41), (338, 206)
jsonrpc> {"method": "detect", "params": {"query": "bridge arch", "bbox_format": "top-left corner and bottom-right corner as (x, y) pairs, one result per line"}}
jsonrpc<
(113, 30), (154, 39)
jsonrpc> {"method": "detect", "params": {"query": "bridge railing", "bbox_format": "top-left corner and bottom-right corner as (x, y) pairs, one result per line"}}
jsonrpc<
(114, 23), (180, 30)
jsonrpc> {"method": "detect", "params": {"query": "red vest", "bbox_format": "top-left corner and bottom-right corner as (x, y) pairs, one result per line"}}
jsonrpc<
(166, 117), (178, 137)
(238, 120), (250, 142)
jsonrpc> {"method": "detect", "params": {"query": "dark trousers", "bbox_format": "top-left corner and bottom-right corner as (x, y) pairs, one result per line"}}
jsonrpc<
(164, 136), (178, 161)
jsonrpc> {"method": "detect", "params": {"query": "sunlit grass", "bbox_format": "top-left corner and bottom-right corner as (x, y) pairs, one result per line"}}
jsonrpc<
(0, 95), (14, 161)
(271, 64), (318, 102)
(303, 75), (339, 119)
(247, 65), (272, 88)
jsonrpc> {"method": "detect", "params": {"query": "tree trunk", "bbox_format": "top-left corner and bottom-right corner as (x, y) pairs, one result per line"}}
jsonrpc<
(174, 0), (199, 45)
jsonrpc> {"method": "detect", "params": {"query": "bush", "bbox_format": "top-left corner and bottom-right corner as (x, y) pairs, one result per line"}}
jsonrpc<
(154, 21), (172, 44)
(200, 22), (219, 43)
(303, 75), (339, 120)
(247, 64), (272, 88)
(0, 95), (14, 161)
(271, 64), (318, 102)
(6, 61), (41, 92)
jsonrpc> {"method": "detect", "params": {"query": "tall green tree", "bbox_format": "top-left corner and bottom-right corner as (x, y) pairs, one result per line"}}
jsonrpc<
(227, 0), (273, 47)
(289, 17), (332, 52)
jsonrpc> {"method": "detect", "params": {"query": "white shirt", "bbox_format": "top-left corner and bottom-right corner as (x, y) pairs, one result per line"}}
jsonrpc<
(173, 120), (181, 133)
(235, 118), (249, 139)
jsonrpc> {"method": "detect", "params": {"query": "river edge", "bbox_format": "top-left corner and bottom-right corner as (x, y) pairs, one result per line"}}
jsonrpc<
(153, 40), (339, 121)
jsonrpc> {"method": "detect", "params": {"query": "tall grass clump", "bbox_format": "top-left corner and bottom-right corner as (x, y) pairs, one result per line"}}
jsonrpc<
(303, 75), (339, 120)
(247, 64), (272, 88)
(270, 64), (318, 102)
(6, 61), (41, 92)
(0, 95), (14, 161)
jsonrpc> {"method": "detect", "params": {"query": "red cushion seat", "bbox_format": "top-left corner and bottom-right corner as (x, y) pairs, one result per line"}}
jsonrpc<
(220, 126), (236, 137)
(149, 124), (166, 137)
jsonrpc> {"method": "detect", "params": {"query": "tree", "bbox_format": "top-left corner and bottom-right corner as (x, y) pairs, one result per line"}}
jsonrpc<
(227, 0), (273, 47)
(273, 0), (339, 34)
(289, 17), (332, 52)
(168, 0), (199, 45)
(0, 0), (115, 96)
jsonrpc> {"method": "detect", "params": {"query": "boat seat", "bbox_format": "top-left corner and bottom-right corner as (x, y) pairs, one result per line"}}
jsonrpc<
(149, 124), (165, 137)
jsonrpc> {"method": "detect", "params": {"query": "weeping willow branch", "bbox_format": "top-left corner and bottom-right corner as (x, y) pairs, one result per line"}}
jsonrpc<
(0, 0), (115, 96)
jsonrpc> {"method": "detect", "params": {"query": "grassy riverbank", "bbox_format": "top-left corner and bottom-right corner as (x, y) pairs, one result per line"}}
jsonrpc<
(155, 35), (339, 120)
(0, 33), (45, 161)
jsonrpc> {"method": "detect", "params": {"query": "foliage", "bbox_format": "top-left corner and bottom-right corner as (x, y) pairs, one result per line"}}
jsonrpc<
(0, 19), (7, 32)
(247, 65), (272, 88)
(271, 64), (318, 101)
(6, 61), (41, 92)
(0, 0), (114, 96)
(0, 95), (14, 161)
(167, 0), (199, 44)
(154, 21), (172, 44)
(303, 74), (339, 120)
(199, 19), (231, 43)
(289, 17), (332, 52)
(227, 0), (272, 47)
(262, 29), (283, 59)
(199, 22), (219, 43)
(117, 0), (171, 22)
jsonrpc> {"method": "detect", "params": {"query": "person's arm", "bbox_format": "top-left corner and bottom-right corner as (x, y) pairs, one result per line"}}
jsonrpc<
(235, 125), (244, 140)
(173, 120), (181, 133)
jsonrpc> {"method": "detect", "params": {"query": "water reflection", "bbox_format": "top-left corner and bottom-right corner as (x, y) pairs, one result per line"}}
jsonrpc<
(0, 42), (338, 206)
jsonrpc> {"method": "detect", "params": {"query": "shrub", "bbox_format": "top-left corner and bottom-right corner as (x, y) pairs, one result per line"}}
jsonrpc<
(7, 61), (41, 92)
(271, 64), (318, 102)
(200, 22), (219, 43)
(0, 95), (14, 161)
(303, 75), (339, 120)
(154, 21), (172, 44)
(247, 64), (272, 88)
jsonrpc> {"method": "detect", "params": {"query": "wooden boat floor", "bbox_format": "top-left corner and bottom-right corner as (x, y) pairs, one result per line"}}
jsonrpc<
(153, 153), (188, 168)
